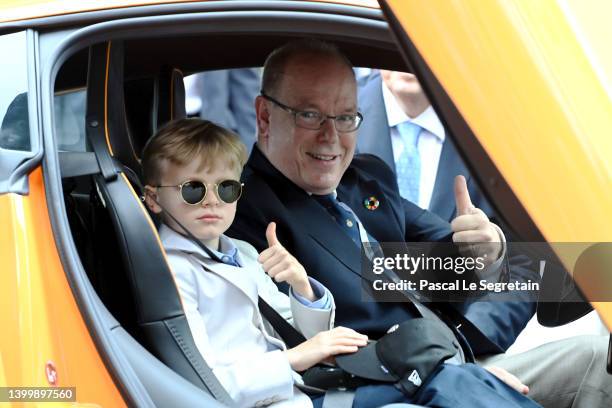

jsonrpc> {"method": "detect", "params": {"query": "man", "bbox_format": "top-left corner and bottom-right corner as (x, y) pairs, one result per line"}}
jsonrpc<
(228, 39), (610, 407)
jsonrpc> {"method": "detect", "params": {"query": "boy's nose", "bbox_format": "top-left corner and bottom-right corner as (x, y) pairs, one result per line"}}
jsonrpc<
(201, 186), (220, 206)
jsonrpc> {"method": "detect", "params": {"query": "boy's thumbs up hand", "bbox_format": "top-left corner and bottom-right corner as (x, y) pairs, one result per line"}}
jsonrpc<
(451, 176), (502, 263)
(265, 221), (280, 247)
(259, 222), (315, 301)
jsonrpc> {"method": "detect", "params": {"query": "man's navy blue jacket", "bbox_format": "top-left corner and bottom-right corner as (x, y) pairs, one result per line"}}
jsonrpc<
(229, 146), (536, 355)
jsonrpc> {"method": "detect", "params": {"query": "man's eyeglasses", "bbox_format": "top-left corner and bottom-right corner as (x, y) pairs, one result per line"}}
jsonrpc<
(156, 179), (244, 205)
(261, 91), (363, 133)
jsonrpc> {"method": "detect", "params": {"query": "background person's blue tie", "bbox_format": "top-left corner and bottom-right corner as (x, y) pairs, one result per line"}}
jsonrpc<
(313, 194), (361, 248)
(395, 121), (422, 204)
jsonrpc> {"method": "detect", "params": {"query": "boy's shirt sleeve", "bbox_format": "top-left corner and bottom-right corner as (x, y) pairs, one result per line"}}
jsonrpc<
(290, 277), (332, 309)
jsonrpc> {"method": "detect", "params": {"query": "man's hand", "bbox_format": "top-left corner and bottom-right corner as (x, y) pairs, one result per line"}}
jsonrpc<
(486, 366), (529, 395)
(259, 222), (315, 301)
(451, 175), (501, 263)
(284, 327), (368, 372)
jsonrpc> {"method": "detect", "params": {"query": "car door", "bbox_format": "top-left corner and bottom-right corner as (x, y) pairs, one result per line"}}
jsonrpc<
(379, 0), (612, 328)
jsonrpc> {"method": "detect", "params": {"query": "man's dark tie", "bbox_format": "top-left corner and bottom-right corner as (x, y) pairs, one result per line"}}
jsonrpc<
(313, 194), (361, 248)
(313, 194), (425, 320)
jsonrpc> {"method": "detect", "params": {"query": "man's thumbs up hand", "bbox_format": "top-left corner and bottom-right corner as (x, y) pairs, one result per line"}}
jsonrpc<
(454, 175), (475, 216)
(258, 222), (315, 301)
(451, 176), (501, 263)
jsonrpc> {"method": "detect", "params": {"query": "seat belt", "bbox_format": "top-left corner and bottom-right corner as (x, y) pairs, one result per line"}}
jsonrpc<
(258, 296), (306, 348)
(322, 389), (356, 408)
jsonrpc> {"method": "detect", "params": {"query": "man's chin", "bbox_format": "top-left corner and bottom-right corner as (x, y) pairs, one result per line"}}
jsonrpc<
(291, 172), (341, 195)
(304, 181), (339, 195)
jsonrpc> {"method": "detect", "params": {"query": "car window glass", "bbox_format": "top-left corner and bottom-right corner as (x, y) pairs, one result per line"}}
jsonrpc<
(54, 89), (87, 152)
(0, 31), (30, 151)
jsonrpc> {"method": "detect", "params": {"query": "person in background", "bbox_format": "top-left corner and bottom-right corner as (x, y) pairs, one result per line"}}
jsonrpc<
(185, 68), (260, 153)
(357, 69), (492, 221)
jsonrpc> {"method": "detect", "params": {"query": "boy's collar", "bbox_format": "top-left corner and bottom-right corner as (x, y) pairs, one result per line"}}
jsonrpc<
(209, 235), (242, 266)
(159, 224), (242, 265)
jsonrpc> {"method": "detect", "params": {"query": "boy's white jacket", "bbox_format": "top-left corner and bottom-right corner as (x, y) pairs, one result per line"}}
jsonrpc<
(159, 225), (336, 408)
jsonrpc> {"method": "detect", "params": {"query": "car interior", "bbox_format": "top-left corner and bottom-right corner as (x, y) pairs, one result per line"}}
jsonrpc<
(44, 4), (602, 407)
(48, 6), (422, 405)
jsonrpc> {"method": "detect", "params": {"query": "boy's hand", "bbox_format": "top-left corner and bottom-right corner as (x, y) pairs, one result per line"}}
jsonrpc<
(284, 327), (368, 372)
(259, 222), (315, 301)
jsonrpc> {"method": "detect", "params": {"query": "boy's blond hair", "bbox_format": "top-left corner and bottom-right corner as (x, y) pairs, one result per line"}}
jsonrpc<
(142, 118), (248, 185)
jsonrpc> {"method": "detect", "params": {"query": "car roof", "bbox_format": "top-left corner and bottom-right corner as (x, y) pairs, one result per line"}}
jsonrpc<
(0, 0), (379, 23)
(53, 3), (400, 92)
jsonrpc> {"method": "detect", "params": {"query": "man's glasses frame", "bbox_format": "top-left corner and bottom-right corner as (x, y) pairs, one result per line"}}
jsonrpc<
(156, 179), (244, 205)
(260, 91), (363, 133)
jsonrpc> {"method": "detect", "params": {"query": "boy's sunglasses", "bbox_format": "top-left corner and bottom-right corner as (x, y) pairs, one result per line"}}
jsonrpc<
(156, 179), (243, 205)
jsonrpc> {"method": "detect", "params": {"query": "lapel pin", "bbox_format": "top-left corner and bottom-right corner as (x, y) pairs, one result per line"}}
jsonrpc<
(364, 196), (380, 211)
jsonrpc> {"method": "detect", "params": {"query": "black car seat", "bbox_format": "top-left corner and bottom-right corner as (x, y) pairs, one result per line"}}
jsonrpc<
(155, 65), (187, 129)
(82, 40), (232, 404)
(109, 62), (186, 181)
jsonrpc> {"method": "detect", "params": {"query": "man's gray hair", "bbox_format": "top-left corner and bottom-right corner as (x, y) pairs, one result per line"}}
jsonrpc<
(261, 38), (355, 95)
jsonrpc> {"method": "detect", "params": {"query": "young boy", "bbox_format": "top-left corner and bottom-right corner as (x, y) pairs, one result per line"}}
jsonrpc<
(142, 118), (368, 407)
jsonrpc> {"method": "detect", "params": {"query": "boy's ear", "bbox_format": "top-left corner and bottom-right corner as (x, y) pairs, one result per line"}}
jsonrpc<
(255, 95), (270, 144)
(143, 185), (162, 214)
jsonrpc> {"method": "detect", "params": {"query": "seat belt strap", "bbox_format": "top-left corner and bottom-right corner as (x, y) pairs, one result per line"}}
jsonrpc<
(258, 296), (306, 348)
(322, 389), (356, 408)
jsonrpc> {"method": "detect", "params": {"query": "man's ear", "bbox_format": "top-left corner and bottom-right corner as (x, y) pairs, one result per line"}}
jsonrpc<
(143, 185), (162, 214)
(255, 95), (270, 144)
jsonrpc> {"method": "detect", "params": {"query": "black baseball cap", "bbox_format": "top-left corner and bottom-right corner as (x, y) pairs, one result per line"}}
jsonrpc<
(335, 318), (459, 396)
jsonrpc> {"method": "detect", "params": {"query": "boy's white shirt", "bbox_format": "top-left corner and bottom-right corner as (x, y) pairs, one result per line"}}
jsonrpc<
(159, 224), (335, 408)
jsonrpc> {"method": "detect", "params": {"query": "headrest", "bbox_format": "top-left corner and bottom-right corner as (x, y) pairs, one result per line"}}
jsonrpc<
(124, 78), (155, 167)
(91, 40), (143, 177)
(91, 45), (187, 177)
(154, 66), (186, 131)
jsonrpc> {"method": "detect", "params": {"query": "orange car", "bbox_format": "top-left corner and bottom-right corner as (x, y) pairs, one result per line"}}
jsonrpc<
(1, 0), (610, 406)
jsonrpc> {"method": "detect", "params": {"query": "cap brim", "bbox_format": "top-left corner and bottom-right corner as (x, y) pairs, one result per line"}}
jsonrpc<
(335, 340), (396, 382)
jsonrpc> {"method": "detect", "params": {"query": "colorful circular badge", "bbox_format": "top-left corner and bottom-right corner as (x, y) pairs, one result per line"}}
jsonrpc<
(364, 196), (380, 210)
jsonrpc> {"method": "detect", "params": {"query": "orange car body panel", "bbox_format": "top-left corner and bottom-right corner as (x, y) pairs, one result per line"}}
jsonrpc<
(1, 0), (610, 402)
(0, 0), (378, 23)
(0, 167), (125, 406)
